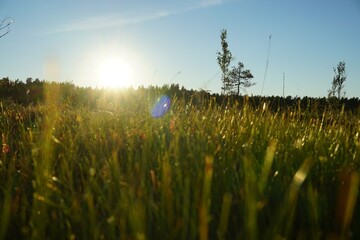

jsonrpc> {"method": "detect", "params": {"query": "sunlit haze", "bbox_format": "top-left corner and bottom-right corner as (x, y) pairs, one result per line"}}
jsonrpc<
(0, 0), (359, 97)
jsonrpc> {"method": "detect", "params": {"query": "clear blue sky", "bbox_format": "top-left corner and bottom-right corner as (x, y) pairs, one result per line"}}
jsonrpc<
(1, 0), (359, 97)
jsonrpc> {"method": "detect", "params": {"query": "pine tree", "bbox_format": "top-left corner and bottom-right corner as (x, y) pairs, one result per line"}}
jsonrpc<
(229, 62), (255, 95)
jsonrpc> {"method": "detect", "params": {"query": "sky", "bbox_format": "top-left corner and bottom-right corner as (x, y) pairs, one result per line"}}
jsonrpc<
(0, 0), (359, 97)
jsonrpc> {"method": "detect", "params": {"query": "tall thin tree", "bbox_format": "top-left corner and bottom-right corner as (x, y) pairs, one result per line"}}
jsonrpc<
(328, 61), (346, 99)
(217, 29), (233, 95)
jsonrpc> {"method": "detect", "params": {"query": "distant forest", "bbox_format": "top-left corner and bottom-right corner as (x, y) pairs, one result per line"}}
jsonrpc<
(1, 77), (359, 113)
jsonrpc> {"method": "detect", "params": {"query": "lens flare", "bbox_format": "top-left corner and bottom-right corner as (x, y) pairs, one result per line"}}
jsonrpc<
(151, 95), (171, 118)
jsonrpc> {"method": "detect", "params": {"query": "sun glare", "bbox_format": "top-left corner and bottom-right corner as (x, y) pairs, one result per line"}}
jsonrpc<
(97, 57), (134, 89)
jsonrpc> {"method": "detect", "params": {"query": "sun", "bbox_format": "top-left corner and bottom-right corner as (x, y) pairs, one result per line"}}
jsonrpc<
(97, 57), (134, 89)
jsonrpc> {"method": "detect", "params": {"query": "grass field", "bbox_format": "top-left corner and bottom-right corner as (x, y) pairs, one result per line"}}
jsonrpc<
(0, 90), (359, 239)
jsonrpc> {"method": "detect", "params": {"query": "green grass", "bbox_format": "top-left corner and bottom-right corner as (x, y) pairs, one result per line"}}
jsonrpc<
(0, 92), (359, 239)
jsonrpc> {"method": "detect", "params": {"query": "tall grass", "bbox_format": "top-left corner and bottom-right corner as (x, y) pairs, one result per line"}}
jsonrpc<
(0, 91), (359, 239)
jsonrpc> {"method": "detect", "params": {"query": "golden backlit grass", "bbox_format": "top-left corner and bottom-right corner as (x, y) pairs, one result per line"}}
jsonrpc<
(0, 92), (359, 239)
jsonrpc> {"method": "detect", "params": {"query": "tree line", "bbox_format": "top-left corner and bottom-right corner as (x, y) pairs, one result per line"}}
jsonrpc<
(0, 77), (359, 114)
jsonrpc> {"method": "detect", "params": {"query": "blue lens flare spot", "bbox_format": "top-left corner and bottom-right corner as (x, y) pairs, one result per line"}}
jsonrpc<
(151, 95), (171, 118)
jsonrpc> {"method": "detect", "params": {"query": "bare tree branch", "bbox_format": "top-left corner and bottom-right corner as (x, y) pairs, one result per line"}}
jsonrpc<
(0, 17), (14, 39)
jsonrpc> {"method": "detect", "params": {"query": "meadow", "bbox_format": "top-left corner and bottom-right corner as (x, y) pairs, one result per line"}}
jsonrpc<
(0, 87), (359, 239)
